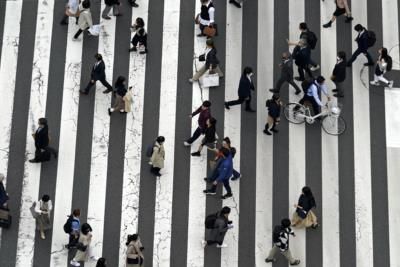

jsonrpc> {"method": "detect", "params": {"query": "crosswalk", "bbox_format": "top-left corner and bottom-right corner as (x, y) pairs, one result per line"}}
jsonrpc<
(0, 0), (399, 266)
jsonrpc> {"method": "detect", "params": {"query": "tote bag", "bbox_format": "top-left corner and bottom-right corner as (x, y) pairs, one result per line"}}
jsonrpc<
(200, 73), (219, 88)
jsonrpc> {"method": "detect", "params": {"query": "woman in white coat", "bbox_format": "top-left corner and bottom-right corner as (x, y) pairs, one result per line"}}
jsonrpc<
(73, 0), (93, 41)
(34, 194), (53, 240)
(70, 223), (96, 266)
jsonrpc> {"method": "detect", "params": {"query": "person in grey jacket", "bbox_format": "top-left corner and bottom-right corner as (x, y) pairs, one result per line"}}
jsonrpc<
(73, 0), (92, 41)
(202, 206), (233, 248)
(269, 52), (301, 95)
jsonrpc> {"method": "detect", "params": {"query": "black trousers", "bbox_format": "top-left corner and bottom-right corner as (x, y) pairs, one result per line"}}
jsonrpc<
(84, 78), (113, 93)
(67, 233), (79, 248)
(210, 179), (232, 194)
(297, 65), (313, 81)
(74, 27), (89, 39)
(333, 80), (343, 95)
(226, 95), (251, 109)
(299, 95), (320, 115)
(186, 127), (204, 144)
(347, 48), (373, 65)
(131, 34), (147, 48)
(275, 77), (301, 93)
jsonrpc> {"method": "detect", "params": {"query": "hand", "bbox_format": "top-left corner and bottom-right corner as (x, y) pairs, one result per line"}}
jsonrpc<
(293, 204), (297, 208)
(91, 80), (94, 83)
(213, 181), (217, 185)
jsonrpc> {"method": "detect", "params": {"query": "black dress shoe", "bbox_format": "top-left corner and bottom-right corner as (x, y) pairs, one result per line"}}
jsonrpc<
(332, 89), (338, 92)
(191, 151), (201, 156)
(131, 2), (139, 7)
(333, 93), (344, 98)
(295, 89), (301, 95)
(245, 108), (256, 112)
(229, 0), (241, 8)
(129, 47), (137, 52)
(263, 129), (272, 135)
(80, 90), (88, 95)
(224, 102), (230, 110)
(294, 77), (304, 81)
(29, 159), (39, 163)
(269, 88), (278, 93)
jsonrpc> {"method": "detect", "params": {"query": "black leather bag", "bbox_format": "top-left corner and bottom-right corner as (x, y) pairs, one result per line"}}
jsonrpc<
(0, 208), (11, 228)
(76, 242), (87, 252)
(198, 54), (205, 62)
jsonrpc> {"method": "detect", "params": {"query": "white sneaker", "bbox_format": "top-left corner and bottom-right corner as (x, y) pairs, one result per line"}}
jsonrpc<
(201, 240), (207, 248)
(388, 80), (394, 88)
(70, 260), (81, 266)
(370, 81), (379, 86)
(310, 65), (320, 71)
(216, 243), (228, 248)
(183, 141), (191, 146)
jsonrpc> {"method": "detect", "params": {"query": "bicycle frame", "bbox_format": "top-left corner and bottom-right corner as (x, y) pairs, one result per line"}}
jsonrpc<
(294, 105), (329, 124)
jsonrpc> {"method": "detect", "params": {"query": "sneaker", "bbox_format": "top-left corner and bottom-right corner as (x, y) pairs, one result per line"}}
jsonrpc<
(265, 258), (276, 263)
(102, 16), (111, 20)
(370, 81), (379, 86)
(183, 141), (191, 146)
(231, 174), (242, 181)
(263, 129), (272, 135)
(70, 260), (81, 266)
(388, 80), (394, 88)
(191, 151), (201, 156)
(310, 64), (320, 71)
(224, 102), (230, 110)
(201, 240), (207, 248)
(203, 190), (216, 195)
(290, 260), (301, 265)
(216, 243), (228, 248)
(323, 21), (332, 28)
(221, 193), (233, 199)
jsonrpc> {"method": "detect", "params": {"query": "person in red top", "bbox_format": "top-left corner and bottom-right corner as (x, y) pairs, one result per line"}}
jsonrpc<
(184, 100), (211, 146)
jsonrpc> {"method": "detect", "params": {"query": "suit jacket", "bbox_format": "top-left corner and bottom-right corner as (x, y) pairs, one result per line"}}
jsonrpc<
(91, 60), (106, 81)
(237, 75), (255, 98)
(332, 60), (346, 83)
(205, 48), (220, 69)
(280, 59), (294, 81)
(356, 30), (369, 52)
(34, 126), (49, 149)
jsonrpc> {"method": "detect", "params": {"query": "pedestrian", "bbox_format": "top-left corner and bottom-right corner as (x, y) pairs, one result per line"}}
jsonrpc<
(299, 76), (330, 115)
(184, 100), (211, 146)
(331, 51), (347, 97)
(287, 22), (320, 71)
(269, 52), (301, 95)
(323, 0), (353, 28)
(81, 53), (114, 95)
(65, 208), (81, 249)
(0, 174), (9, 208)
(229, 0), (242, 8)
(203, 147), (233, 199)
(60, 0), (80, 25)
(108, 76), (127, 115)
(128, 0), (139, 8)
(70, 223), (95, 266)
(202, 206), (233, 248)
(291, 186), (319, 229)
(265, 218), (300, 265)
(224, 66), (256, 112)
(347, 24), (374, 67)
(102, 0), (121, 20)
(96, 257), (107, 267)
(196, 0), (215, 37)
(221, 137), (241, 180)
(149, 136), (165, 177)
(34, 194), (53, 240)
(264, 94), (282, 135)
(29, 118), (58, 163)
(129, 17), (148, 54)
(126, 234), (144, 266)
(191, 117), (217, 157)
(73, 0), (92, 41)
(189, 38), (224, 83)
(292, 39), (313, 82)
(370, 47), (394, 88)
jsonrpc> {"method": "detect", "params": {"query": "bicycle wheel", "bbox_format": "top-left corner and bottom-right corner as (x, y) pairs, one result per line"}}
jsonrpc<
(284, 103), (306, 124)
(322, 115), (346, 135)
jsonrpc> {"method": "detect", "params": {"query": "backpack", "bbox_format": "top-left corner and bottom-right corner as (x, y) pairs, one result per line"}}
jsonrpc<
(306, 31), (318, 50)
(301, 78), (316, 94)
(366, 30), (376, 47)
(386, 55), (393, 71)
(205, 212), (218, 229)
(63, 215), (74, 234)
(272, 225), (282, 243)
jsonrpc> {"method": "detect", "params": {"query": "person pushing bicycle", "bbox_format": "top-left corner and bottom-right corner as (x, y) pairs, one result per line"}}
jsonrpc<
(299, 75), (331, 115)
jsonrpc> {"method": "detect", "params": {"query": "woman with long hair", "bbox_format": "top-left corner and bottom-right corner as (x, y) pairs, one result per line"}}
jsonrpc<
(291, 186), (319, 229)
(370, 47), (394, 88)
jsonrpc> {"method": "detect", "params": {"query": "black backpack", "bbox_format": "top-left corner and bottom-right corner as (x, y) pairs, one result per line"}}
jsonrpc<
(306, 31), (318, 50)
(386, 55), (393, 71)
(205, 212), (218, 229)
(272, 225), (282, 243)
(63, 215), (74, 234)
(366, 30), (376, 47)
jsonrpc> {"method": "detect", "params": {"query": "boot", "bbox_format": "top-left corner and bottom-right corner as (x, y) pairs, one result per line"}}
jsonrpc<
(263, 124), (272, 135)
(270, 124), (278, 133)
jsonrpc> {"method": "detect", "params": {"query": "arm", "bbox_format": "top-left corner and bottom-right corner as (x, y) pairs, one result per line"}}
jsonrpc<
(343, 0), (351, 15)
(191, 106), (202, 117)
(311, 85), (323, 106)
(150, 146), (159, 164)
(208, 7), (215, 25)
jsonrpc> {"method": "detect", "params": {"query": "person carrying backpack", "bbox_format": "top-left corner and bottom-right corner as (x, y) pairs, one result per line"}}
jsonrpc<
(64, 209), (81, 249)
(370, 47), (394, 88)
(265, 218), (300, 265)
(347, 24), (375, 67)
(264, 94), (282, 135)
(299, 76), (330, 115)
(149, 136), (165, 177)
(202, 206), (233, 248)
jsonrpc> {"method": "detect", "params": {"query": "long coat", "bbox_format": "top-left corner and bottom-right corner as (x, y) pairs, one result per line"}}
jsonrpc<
(78, 8), (93, 30)
(207, 214), (229, 243)
(126, 239), (144, 267)
(237, 75), (255, 98)
(73, 232), (93, 262)
(34, 126), (49, 150)
(150, 142), (165, 169)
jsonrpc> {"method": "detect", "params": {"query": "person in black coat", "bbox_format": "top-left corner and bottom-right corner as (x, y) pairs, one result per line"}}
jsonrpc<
(331, 51), (347, 97)
(0, 174), (9, 208)
(224, 66), (256, 112)
(269, 52), (301, 95)
(264, 94), (282, 135)
(29, 118), (58, 163)
(293, 39), (313, 81)
(347, 24), (374, 67)
(81, 53), (114, 95)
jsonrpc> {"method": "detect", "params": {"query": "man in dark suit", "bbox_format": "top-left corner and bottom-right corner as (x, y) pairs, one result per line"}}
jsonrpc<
(347, 24), (374, 67)
(224, 66), (256, 112)
(29, 118), (58, 163)
(270, 52), (301, 95)
(81, 53), (113, 95)
(331, 51), (347, 97)
(293, 39), (313, 82)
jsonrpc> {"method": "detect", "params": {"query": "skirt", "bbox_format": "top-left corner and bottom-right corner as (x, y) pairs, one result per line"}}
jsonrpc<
(113, 95), (126, 111)
(291, 210), (317, 228)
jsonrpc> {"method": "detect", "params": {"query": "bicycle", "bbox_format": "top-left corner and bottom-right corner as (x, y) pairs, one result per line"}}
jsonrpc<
(284, 101), (346, 135)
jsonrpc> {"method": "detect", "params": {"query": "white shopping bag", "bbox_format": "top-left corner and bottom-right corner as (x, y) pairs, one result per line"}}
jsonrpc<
(88, 24), (101, 36)
(200, 72), (220, 88)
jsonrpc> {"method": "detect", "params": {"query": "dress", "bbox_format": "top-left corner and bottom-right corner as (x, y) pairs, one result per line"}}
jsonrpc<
(35, 200), (52, 231)
(126, 239), (144, 267)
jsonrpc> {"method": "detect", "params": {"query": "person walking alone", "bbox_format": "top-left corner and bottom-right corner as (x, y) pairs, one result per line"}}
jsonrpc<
(126, 234), (144, 266)
(202, 206), (233, 248)
(196, 0), (216, 37)
(323, 0), (353, 28)
(184, 100), (211, 146)
(370, 47), (394, 88)
(224, 66), (256, 112)
(265, 218), (300, 265)
(129, 17), (148, 54)
(264, 94), (282, 135)
(347, 24), (374, 67)
(149, 136), (165, 177)
(73, 0), (92, 41)
(0, 174), (9, 209)
(29, 118), (58, 163)
(102, 0), (121, 20)
(269, 52), (301, 95)
(33, 194), (53, 240)
(81, 53), (114, 95)
(108, 76), (127, 115)
(291, 186), (319, 229)
(331, 51), (347, 97)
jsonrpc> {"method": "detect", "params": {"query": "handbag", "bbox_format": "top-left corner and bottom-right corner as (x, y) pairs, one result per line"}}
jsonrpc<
(198, 54), (205, 62)
(203, 26), (216, 37)
(296, 208), (307, 219)
(88, 24), (101, 36)
(76, 242), (87, 252)
(200, 72), (220, 88)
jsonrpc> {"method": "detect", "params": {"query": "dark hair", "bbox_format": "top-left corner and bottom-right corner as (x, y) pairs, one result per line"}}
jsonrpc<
(223, 137), (231, 145)
(42, 194), (50, 202)
(354, 24), (364, 32)
(202, 100), (211, 108)
(38, 118), (48, 126)
(81, 223), (92, 235)
(126, 234), (139, 246)
(115, 76), (126, 87)
(299, 22), (308, 30)
(95, 53), (102, 61)
(316, 75), (325, 84)
(302, 186), (313, 197)
(381, 47), (388, 58)
(281, 218), (291, 228)
(206, 38), (214, 47)
(220, 147), (230, 157)
(82, 0), (91, 9)
(136, 17), (145, 28)
(221, 206), (231, 215)
(96, 258), (106, 267)
(72, 209), (81, 217)
(337, 51), (346, 61)
(243, 66), (253, 75)
(156, 136), (165, 143)
(272, 93), (280, 101)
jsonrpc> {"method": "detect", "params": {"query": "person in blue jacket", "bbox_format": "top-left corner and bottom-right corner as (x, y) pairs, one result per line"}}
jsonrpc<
(347, 24), (374, 67)
(224, 66), (256, 112)
(203, 147), (233, 199)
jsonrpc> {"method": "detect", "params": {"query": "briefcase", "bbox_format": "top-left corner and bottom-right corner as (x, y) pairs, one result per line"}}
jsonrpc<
(0, 208), (11, 228)
(200, 73), (220, 88)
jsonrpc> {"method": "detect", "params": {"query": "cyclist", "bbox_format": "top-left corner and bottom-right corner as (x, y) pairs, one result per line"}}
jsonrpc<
(299, 76), (330, 115)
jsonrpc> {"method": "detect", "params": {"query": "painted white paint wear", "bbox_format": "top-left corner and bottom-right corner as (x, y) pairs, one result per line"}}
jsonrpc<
(15, 0), (54, 265)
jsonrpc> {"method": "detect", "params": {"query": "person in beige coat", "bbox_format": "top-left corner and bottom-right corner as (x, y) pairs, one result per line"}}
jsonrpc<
(126, 234), (144, 266)
(123, 87), (133, 113)
(73, 0), (93, 41)
(70, 223), (95, 267)
(149, 136), (165, 177)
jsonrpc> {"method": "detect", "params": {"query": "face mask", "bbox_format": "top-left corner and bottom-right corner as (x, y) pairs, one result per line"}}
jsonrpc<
(337, 57), (341, 61)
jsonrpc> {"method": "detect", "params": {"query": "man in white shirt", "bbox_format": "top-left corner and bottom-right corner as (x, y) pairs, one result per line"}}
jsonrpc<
(198, 0), (215, 37)
(299, 76), (330, 115)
